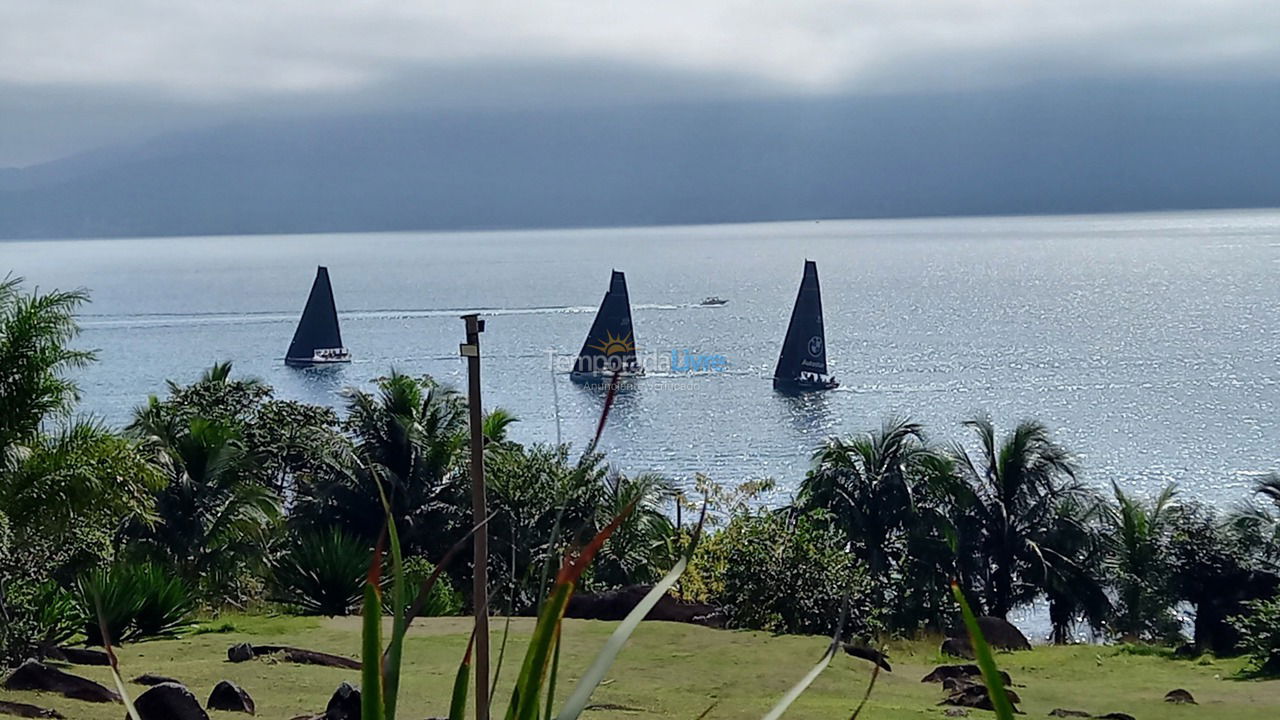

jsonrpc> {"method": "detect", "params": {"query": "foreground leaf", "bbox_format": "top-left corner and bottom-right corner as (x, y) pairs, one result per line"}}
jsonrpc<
(951, 582), (1017, 720)
(555, 500), (708, 720)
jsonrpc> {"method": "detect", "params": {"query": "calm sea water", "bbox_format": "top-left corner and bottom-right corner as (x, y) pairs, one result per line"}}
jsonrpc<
(4, 210), (1279, 508)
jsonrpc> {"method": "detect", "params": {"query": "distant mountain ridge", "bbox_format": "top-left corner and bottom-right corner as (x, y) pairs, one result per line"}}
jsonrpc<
(3, 81), (1279, 239)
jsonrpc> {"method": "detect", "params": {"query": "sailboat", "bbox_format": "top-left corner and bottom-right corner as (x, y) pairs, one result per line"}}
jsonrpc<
(570, 270), (642, 382)
(285, 266), (351, 366)
(773, 260), (838, 391)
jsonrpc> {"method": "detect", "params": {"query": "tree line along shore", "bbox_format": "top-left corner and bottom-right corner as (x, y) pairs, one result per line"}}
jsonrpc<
(2, 276), (1279, 681)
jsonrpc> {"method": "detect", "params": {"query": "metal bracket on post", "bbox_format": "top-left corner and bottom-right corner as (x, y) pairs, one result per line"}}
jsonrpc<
(460, 313), (489, 720)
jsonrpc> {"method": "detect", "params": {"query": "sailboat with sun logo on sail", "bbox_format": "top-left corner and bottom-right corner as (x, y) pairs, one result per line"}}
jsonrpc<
(570, 270), (643, 382)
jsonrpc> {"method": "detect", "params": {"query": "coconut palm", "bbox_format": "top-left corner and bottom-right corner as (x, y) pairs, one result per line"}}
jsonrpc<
(952, 416), (1083, 619)
(1035, 492), (1111, 643)
(0, 277), (92, 446)
(798, 418), (961, 618)
(591, 471), (677, 588)
(0, 277), (162, 559)
(1, 278), (162, 662)
(124, 415), (280, 597)
(1103, 482), (1182, 642)
(292, 371), (469, 559)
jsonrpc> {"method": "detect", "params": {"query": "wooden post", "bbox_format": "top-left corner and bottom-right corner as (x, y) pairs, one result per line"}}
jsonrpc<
(460, 314), (489, 720)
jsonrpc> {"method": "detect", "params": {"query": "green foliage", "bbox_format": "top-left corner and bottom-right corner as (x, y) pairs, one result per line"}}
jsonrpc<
(78, 562), (195, 645)
(0, 278), (164, 665)
(952, 583), (1018, 719)
(272, 528), (371, 616)
(124, 413), (281, 601)
(798, 418), (968, 633)
(690, 508), (872, 636)
(399, 557), (463, 617)
(0, 577), (85, 664)
(1104, 483), (1183, 643)
(954, 416), (1084, 619)
(1232, 595), (1280, 675)
(293, 372), (468, 559)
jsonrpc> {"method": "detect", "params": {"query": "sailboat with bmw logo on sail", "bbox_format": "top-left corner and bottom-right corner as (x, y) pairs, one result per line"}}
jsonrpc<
(773, 259), (838, 391)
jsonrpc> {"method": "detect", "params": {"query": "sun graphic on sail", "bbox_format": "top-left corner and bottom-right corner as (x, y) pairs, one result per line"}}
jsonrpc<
(588, 330), (635, 356)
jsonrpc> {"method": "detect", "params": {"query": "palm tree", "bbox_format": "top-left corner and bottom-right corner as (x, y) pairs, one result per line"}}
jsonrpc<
(592, 471), (677, 588)
(798, 418), (959, 616)
(1, 278), (162, 661)
(1, 277), (161, 562)
(953, 415), (1082, 619)
(1035, 493), (1111, 643)
(0, 276), (92, 450)
(1103, 482), (1182, 642)
(125, 415), (280, 597)
(293, 371), (469, 559)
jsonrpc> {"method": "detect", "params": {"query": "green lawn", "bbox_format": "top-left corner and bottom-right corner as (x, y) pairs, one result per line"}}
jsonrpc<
(3, 615), (1278, 719)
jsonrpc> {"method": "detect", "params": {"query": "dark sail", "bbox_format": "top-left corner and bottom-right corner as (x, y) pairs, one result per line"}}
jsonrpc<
(286, 266), (348, 364)
(774, 260), (836, 390)
(571, 270), (640, 379)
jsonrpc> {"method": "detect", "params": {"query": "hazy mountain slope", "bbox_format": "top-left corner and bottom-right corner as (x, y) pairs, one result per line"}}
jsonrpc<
(2, 82), (1278, 238)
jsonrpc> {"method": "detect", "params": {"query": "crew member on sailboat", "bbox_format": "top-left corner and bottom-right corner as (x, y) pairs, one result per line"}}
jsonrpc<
(570, 270), (642, 382)
(773, 260), (837, 391)
(285, 266), (351, 366)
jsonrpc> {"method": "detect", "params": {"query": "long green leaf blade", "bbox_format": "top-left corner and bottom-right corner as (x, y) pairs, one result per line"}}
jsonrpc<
(554, 555), (691, 720)
(363, 534), (386, 720)
(761, 591), (849, 720)
(381, 504), (407, 717)
(449, 631), (476, 720)
(950, 582), (1017, 720)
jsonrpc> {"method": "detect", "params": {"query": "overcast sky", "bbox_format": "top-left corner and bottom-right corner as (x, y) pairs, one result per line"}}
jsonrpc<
(4, 0), (1280, 166)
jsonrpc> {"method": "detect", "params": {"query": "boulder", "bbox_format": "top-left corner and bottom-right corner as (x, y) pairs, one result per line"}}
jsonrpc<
(564, 585), (723, 625)
(0, 700), (65, 718)
(133, 682), (209, 720)
(2, 659), (120, 703)
(1164, 688), (1196, 704)
(228, 643), (256, 663)
(1096, 714), (1136, 720)
(939, 683), (1022, 712)
(207, 680), (255, 714)
(280, 647), (361, 670)
(940, 637), (975, 659)
(46, 647), (110, 666)
(132, 674), (180, 686)
(921, 664), (1011, 687)
(975, 617), (1032, 651)
(841, 643), (892, 672)
(1047, 711), (1091, 718)
(229, 643), (360, 670)
(323, 681), (360, 720)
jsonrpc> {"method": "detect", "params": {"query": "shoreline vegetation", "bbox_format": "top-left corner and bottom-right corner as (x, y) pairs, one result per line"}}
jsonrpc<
(3, 276), (1280, 717)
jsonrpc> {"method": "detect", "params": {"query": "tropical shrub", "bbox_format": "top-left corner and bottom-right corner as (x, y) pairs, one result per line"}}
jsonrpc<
(1232, 595), (1280, 675)
(123, 415), (281, 601)
(78, 562), (195, 644)
(399, 557), (463, 617)
(272, 528), (373, 616)
(0, 278), (162, 664)
(0, 577), (85, 664)
(690, 508), (874, 636)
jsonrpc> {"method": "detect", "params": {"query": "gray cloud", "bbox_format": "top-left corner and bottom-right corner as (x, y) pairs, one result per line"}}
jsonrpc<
(4, 1), (1280, 164)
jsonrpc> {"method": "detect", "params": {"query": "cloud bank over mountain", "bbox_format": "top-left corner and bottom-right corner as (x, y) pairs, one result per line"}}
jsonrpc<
(2, 1), (1277, 236)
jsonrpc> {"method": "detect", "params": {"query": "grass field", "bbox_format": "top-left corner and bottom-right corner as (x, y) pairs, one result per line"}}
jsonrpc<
(3, 614), (1279, 719)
